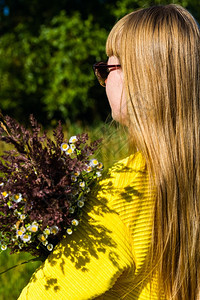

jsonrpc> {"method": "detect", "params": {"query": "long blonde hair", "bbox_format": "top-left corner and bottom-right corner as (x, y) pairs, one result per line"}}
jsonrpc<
(106, 4), (200, 300)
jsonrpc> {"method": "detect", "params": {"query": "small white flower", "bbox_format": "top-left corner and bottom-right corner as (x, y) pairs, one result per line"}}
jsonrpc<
(69, 207), (75, 214)
(97, 162), (103, 170)
(1, 191), (8, 198)
(20, 214), (27, 220)
(18, 243), (23, 249)
(16, 227), (26, 237)
(20, 234), (31, 243)
(71, 219), (79, 226)
(66, 228), (73, 235)
(42, 240), (48, 246)
(96, 171), (102, 178)
(38, 234), (47, 242)
(65, 148), (74, 155)
(89, 159), (99, 167)
(50, 225), (59, 235)
(0, 182), (4, 187)
(61, 143), (69, 152)
(77, 200), (84, 208)
(28, 223), (39, 232)
(71, 175), (77, 182)
(43, 228), (51, 235)
(86, 165), (92, 173)
(74, 171), (80, 176)
(70, 144), (76, 151)
(79, 181), (85, 188)
(86, 187), (90, 193)
(69, 136), (77, 144)
(1, 244), (7, 251)
(47, 244), (53, 251)
(12, 193), (22, 203)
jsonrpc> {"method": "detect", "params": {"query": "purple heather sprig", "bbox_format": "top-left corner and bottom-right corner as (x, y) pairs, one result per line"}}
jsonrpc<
(0, 114), (103, 259)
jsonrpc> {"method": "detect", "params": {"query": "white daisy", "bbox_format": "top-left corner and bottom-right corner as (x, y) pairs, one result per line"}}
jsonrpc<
(70, 144), (76, 151)
(16, 227), (26, 237)
(77, 200), (84, 208)
(50, 225), (59, 235)
(69, 207), (75, 214)
(1, 244), (7, 251)
(12, 193), (22, 203)
(1, 191), (8, 198)
(71, 175), (77, 182)
(79, 181), (85, 188)
(20, 234), (31, 243)
(28, 223), (39, 232)
(65, 148), (74, 155)
(42, 240), (48, 246)
(71, 219), (79, 226)
(66, 228), (73, 235)
(43, 228), (51, 235)
(19, 214), (27, 220)
(47, 244), (53, 251)
(96, 171), (102, 178)
(61, 143), (69, 152)
(69, 136), (77, 144)
(89, 159), (99, 167)
(37, 234), (47, 242)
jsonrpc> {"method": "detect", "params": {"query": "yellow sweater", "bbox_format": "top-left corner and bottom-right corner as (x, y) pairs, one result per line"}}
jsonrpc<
(18, 152), (163, 300)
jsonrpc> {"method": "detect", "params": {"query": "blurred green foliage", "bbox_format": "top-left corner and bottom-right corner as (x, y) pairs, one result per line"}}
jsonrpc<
(0, 0), (199, 126)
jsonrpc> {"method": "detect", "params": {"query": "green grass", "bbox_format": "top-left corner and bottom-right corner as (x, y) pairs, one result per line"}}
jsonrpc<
(0, 121), (130, 299)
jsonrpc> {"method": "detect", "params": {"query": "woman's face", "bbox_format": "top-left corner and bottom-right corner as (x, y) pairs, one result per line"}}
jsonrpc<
(105, 56), (127, 125)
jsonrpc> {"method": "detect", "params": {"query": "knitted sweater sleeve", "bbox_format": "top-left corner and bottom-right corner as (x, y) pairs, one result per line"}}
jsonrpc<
(17, 156), (139, 300)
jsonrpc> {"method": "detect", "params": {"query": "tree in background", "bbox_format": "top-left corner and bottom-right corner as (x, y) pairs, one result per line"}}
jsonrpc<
(0, 0), (199, 126)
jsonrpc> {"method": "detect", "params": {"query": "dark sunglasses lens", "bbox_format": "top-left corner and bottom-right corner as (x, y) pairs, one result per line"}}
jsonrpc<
(95, 64), (108, 87)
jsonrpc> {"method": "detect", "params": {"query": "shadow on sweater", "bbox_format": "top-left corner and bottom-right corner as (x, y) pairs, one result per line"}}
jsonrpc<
(28, 159), (148, 294)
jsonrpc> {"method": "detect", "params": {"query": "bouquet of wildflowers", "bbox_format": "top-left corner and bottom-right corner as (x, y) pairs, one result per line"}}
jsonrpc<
(0, 114), (103, 260)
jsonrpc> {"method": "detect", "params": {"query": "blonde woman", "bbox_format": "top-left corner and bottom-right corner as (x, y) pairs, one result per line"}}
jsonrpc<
(18, 4), (200, 300)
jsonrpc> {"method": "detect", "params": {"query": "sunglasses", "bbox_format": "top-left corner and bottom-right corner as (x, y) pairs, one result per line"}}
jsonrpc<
(93, 61), (121, 87)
